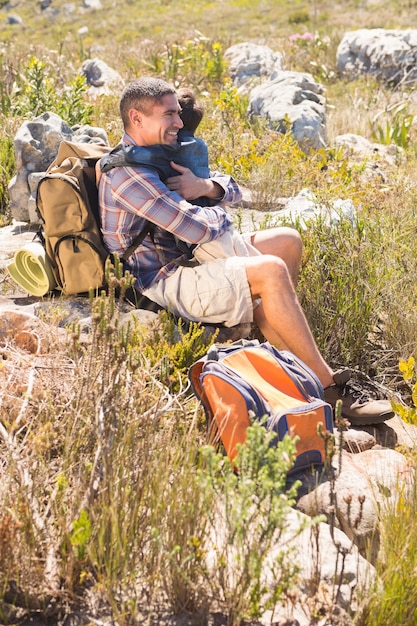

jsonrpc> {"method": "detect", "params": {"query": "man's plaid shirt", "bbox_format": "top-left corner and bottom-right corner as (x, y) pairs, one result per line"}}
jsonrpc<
(99, 138), (241, 292)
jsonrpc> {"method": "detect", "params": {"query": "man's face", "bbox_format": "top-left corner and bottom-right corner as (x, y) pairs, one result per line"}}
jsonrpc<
(134, 94), (183, 146)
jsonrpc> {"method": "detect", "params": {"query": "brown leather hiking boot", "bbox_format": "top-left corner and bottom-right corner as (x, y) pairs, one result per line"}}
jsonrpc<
(324, 368), (394, 426)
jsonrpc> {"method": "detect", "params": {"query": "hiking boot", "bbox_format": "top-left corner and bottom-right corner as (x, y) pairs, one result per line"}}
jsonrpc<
(324, 368), (394, 426)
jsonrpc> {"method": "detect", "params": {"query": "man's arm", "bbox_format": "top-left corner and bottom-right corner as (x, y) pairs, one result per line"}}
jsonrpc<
(165, 162), (242, 204)
(100, 165), (235, 248)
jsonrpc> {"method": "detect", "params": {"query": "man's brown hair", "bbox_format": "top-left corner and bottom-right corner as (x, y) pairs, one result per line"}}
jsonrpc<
(119, 77), (176, 129)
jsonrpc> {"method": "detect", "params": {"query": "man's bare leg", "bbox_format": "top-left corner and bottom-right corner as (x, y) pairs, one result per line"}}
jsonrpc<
(245, 254), (334, 388)
(250, 227), (302, 286)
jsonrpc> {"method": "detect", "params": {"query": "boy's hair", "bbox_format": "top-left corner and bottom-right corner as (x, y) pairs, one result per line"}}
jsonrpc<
(119, 77), (176, 129)
(177, 87), (204, 133)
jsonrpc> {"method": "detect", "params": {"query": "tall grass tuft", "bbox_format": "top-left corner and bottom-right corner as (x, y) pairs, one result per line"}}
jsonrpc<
(0, 280), (210, 622)
(359, 471), (417, 626)
(298, 214), (386, 371)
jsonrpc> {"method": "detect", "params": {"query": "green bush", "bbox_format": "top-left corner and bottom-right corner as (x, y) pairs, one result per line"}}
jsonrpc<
(10, 56), (93, 126)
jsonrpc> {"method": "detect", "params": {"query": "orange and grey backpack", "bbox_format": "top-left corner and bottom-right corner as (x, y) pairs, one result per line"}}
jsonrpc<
(189, 339), (334, 475)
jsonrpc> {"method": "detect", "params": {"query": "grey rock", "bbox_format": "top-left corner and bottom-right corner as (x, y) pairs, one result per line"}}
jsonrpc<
(208, 506), (377, 626)
(340, 427), (376, 453)
(27, 172), (47, 223)
(297, 448), (413, 562)
(83, 0), (102, 8)
(248, 71), (327, 151)
(0, 221), (39, 268)
(334, 133), (402, 163)
(72, 124), (109, 144)
(14, 112), (72, 171)
(356, 420), (398, 449)
(224, 42), (283, 90)
(9, 113), (109, 223)
(7, 173), (30, 223)
(0, 309), (49, 353)
(80, 58), (125, 98)
(385, 414), (417, 449)
(337, 28), (417, 86)
(333, 133), (403, 183)
(9, 112), (72, 222)
(265, 188), (357, 231)
(297, 452), (380, 559)
(122, 308), (160, 329)
(6, 14), (22, 24)
(27, 172), (45, 194)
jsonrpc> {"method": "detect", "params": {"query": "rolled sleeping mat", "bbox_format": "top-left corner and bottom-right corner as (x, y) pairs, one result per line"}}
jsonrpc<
(6, 242), (56, 297)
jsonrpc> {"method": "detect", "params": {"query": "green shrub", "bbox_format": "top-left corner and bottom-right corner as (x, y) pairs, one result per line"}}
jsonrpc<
(144, 36), (225, 88)
(288, 9), (310, 24)
(298, 213), (388, 372)
(10, 56), (93, 126)
(193, 422), (305, 625)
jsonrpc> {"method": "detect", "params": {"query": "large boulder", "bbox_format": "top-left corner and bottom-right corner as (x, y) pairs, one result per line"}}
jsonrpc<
(224, 42), (283, 91)
(8, 113), (109, 223)
(337, 28), (417, 86)
(8, 112), (73, 223)
(296, 448), (414, 562)
(261, 509), (377, 625)
(248, 70), (327, 152)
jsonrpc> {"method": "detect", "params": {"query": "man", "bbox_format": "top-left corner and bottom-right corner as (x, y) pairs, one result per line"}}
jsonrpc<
(98, 76), (393, 426)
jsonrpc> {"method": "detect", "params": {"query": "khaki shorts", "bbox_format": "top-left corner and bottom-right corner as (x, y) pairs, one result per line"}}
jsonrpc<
(193, 229), (260, 263)
(142, 256), (254, 328)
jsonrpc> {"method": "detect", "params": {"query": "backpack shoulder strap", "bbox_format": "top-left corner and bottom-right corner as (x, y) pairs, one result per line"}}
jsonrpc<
(120, 222), (156, 262)
(99, 144), (126, 173)
(95, 144), (157, 263)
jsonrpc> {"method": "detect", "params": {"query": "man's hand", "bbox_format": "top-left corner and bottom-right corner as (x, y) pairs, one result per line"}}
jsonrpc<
(165, 162), (224, 201)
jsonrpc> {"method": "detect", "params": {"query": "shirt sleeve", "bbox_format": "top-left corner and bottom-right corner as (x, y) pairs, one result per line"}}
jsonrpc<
(210, 171), (243, 205)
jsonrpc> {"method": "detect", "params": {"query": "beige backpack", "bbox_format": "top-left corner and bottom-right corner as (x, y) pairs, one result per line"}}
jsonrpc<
(36, 140), (151, 296)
